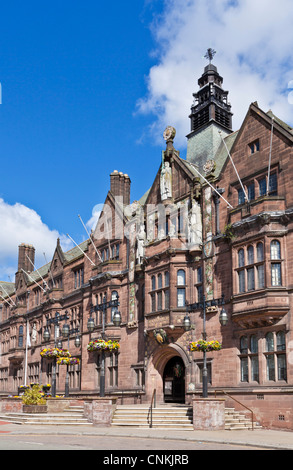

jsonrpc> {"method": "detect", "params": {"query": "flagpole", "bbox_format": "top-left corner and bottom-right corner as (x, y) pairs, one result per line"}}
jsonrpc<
(66, 234), (96, 266)
(24, 319), (30, 386)
(219, 131), (249, 202)
(78, 214), (103, 262)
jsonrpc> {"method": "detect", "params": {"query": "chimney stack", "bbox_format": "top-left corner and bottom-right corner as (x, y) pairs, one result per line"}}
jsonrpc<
(18, 243), (35, 273)
(110, 170), (131, 205)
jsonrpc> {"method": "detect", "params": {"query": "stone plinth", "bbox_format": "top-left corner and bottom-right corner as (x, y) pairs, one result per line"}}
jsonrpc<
(0, 398), (22, 413)
(193, 398), (225, 430)
(83, 398), (117, 427)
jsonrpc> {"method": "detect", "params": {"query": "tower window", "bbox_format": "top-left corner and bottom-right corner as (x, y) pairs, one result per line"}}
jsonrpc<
(249, 140), (260, 154)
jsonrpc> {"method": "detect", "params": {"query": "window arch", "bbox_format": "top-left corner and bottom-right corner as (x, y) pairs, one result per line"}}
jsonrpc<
(238, 249), (244, 267)
(111, 291), (118, 322)
(265, 332), (274, 352)
(18, 325), (24, 348)
(177, 270), (186, 286)
(151, 275), (156, 291)
(271, 240), (281, 260)
(270, 240), (282, 286)
(247, 245), (254, 264)
(257, 242), (264, 262)
(250, 335), (258, 354)
(177, 270), (186, 307)
(276, 331), (286, 351)
(158, 273), (162, 289)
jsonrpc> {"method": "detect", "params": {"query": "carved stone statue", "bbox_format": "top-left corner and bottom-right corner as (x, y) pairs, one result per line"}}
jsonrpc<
(136, 224), (146, 265)
(188, 200), (202, 250)
(160, 162), (172, 201)
(31, 323), (37, 343)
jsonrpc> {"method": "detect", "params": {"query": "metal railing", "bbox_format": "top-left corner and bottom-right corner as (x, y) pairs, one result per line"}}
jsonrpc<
(215, 390), (254, 430)
(147, 389), (156, 428)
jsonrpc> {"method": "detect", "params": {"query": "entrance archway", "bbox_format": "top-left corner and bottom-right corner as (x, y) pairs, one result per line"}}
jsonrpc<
(163, 356), (185, 403)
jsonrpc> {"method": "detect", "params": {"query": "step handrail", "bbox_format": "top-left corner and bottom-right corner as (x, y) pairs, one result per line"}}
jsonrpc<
(215, 390), (254, 430)
(147, 389), (156, 428)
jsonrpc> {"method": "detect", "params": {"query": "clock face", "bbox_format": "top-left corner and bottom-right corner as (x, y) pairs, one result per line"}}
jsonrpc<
(163, 126), (176, 141)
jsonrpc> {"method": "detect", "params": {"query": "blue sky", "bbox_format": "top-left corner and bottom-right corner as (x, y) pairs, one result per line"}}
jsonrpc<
(1, 0), (293, 281)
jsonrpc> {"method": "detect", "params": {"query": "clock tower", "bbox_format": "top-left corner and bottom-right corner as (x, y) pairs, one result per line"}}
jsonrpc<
(186, 50), (233, 169)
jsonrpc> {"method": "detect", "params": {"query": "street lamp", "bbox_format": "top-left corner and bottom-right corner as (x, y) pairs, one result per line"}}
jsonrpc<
(183, 313), (191, 332)
(74, 335), (81, 347)
(87, 315), (95, 333)
(112, 309), (122, 327)
(219, 307), (228, 326)
(186, 294), (228, 398)
(88, 293), (121, 397)
(43, 327), (50, 342)
(42, 311), (70, 397)
(62, 322), (70, 338)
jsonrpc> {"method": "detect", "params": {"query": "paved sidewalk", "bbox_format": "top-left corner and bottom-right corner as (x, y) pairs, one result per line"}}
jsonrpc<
(0, 421), (292, 450)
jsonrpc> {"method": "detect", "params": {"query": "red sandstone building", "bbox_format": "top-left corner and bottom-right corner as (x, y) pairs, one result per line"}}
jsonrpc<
(0, 57), (293, 430)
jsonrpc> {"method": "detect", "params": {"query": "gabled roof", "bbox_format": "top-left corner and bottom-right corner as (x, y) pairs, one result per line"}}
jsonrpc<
(228, 102), (293, 155)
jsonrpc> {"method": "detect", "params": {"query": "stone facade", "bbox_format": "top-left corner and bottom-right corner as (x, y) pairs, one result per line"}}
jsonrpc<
(0, 62), (293, 430)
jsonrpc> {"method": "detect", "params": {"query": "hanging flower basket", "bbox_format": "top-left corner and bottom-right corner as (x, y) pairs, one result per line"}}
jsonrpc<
(40, 348), (71, 359)
(42, 384), (51, 394)
(189, 340), (222, 352)
(87, 339), (120, 352)
(57, 357), (80, 366)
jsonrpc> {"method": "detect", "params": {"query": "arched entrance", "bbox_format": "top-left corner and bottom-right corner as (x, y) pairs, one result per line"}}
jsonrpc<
(163, 356), (185, 403)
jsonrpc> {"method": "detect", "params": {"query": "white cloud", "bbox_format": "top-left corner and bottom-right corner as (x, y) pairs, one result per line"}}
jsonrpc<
(138, 0), (293, 147)
(86, 204), (103, 232)
(0, 198), (72, 281)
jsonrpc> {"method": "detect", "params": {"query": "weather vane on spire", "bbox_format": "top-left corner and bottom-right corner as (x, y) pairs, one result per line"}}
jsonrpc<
(204, 48), (216, 64)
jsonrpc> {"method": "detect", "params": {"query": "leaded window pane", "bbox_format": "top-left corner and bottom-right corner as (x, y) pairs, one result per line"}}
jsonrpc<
(277, 354), (287, 381)
(266, 355), (275, 381)
(251, 356), (259, 382)
(271, 240), (281, 260)
(241, 357), (248, 382)
(247, 267), (255, 291)
(266, 332), (274, 352)
(271, 263), (281, 286)
(177, 270), (186, 286)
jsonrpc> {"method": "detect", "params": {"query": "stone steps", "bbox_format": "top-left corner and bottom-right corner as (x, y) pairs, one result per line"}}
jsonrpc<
(111, 405), (193, 430)
(224, 407), (261, 430)
(0, 404), (261, 430)
(0, 405), (93, 426)
(111, 404), (261, 431)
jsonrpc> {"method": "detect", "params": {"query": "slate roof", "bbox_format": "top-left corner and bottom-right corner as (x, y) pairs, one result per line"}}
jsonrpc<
(0, 239), (90, 299)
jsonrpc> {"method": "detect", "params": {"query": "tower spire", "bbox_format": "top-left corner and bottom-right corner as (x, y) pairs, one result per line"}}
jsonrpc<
(186, 51), (233, 166)
(188, 51), (233, 134)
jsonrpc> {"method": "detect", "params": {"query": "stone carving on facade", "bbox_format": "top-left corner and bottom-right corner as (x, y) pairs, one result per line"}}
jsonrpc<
(188, 200), (202, 251)
(160, 161), (172, 201)
(31, 323), (37, 343)
(136, 223), (146, 265)
(153, 328), (169, 345)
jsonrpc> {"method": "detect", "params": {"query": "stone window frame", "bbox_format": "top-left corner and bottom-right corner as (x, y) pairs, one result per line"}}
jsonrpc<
(235, 241), (265, 294)
(235, 170), (278, 206)
(264, 331), (287, 382)
(108, 352), (119, 388)
(270, 240), (282, 287)
(150, 271), (170, 313)
(239, 334), (259, 383)
(176, 269), (186, 308)
(73, 265), (84, 289)
(248, 139), (260, 155)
